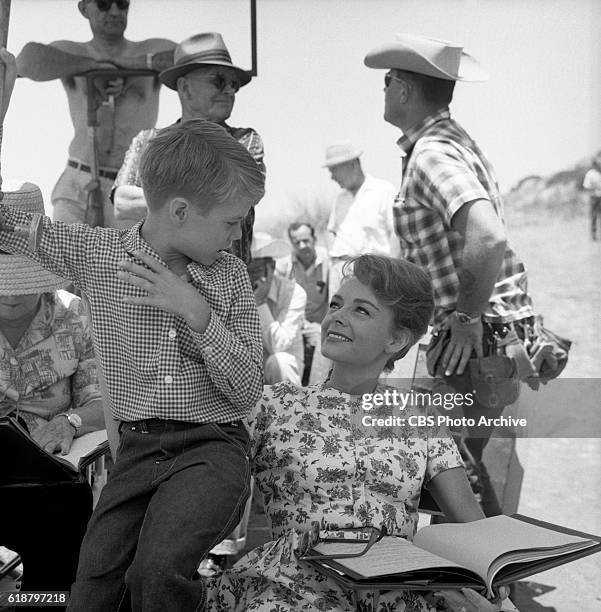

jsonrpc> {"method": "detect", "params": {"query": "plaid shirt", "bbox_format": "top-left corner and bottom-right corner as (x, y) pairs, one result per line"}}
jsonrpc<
(113, 122), (265, 265)
(394, 108), (534, 325)
(0, 210), (263, 424)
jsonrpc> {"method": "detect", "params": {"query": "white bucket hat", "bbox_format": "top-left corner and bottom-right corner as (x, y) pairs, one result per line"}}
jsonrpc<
(323, 141), (363, 168)
(251, 232), (291, 259)
(364, 33), (489, 82)
(0, 180), (69, 295)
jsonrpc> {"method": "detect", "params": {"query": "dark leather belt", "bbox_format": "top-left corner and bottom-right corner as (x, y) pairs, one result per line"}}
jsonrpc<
(68, 159), (118, 181)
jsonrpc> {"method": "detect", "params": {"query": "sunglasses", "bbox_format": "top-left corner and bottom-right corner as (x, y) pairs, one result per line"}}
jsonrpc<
(208, 74), (241, 93)
(384, 72), (403, 88)
(298, 526), (387, 561)
(93, 0), (130, 11)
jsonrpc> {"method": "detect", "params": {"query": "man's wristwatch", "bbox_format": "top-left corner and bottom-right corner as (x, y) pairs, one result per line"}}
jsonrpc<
(454, 311), (481, 325)
(55, 412), (82, 434)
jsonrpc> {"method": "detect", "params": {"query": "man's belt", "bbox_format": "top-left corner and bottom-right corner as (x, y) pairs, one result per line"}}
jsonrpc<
(68, 159), (118, 181)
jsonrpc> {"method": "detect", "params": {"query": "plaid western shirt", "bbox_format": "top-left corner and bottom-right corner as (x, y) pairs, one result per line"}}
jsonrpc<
(0, 210), (263, 424)
(113, 122), (265, 265)
(394, 108), (534, 325)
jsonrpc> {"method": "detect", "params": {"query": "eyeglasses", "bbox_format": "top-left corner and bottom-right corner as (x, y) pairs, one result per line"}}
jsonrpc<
(208, 74), (241, 93)
(384, 72), (403, 88)
(298, 526), (387, 561)
(93, 0), (130, 11)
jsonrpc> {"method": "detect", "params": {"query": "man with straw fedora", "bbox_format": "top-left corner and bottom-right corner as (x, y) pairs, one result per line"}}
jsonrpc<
(0, 49), (104, 592)
(323, 141), (398, 296)
(112, 31), (265, 264)
(364, 34), (537, 517)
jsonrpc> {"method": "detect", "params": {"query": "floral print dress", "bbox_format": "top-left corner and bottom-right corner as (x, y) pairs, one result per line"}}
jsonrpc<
(206, 382), (463, 611)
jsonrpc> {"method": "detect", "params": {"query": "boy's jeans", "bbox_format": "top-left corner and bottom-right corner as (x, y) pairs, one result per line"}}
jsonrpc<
(67, 419), (251, 612)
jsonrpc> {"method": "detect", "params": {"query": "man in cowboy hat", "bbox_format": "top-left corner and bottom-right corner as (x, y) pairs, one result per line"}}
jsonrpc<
(112, 31), (265, 264)
(249, 232), (306, 384)
(16, 0), (175, 228)
(324, 141), (398, 296)
(0, 178), (105, 598)
(365, 33), (537, 516)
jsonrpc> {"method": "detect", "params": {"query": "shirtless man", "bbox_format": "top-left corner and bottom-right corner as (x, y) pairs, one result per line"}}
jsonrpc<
(16, 0), (175, 228)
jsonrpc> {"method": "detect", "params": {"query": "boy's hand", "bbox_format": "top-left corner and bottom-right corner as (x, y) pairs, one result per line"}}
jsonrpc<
(117, 250), (211, 333)
(0, 48), (18, 124)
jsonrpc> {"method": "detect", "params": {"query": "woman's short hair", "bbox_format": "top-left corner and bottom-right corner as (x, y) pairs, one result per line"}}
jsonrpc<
(139, 119), (265, 211)
(343, 254), (434, 371)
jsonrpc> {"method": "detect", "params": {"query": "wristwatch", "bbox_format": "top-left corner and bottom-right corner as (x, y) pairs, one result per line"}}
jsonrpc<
(455, 311), (481, 325)
(55, 412), (82, 434)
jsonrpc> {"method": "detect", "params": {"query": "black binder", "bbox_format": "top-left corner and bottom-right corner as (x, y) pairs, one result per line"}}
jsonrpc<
(0, 416), (81, 485)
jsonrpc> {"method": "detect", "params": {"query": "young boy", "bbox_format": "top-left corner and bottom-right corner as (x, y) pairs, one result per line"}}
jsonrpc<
(0, 49), (264, 609)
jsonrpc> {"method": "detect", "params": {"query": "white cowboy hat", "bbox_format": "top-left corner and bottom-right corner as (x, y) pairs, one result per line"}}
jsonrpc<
(160, 32), (251, 91)
(364, 33), (489, 82)
(251, 232), (291, 259)
(0, 180), (69, 296)
(322, 141), (363, 168)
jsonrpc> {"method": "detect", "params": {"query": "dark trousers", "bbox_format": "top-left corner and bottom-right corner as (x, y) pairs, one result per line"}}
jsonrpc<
(66, 420), (251, 612)
(0, 481), (92, 610)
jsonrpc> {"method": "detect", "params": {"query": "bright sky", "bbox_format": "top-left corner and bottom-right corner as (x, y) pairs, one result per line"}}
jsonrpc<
(3, 0), (600, 228)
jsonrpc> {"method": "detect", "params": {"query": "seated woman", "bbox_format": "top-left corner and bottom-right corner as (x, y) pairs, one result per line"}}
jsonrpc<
(206, 255), (512, 611)
(0, 50), (104, 596)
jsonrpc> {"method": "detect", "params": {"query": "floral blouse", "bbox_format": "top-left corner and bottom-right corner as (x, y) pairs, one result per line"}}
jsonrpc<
(206, 381), (463, 612)
(0, 290), (100, 435)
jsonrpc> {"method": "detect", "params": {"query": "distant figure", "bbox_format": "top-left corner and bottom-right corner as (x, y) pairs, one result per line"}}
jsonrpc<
(324, 141), (398, 295)
(582, 152), (601, 240)
(113, 32), (265, 263)
(277, 221), (329, 385)
(16, 0), (175, 228)
(250, 233), (306, 385)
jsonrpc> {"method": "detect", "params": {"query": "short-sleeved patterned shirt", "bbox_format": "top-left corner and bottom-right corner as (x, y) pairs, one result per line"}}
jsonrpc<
(0, 290), (100, 435)
(394, 109), (534, 325)
(113, 122), (265, 265)
(0, 210), (263, 424)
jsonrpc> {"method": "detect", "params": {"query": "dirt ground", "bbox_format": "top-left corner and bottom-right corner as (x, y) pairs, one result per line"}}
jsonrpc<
(505, 214), (601, 612)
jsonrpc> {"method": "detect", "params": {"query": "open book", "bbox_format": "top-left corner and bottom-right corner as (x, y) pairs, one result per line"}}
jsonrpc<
(0, 416), (108, 485)
(305, 514), (601, 597)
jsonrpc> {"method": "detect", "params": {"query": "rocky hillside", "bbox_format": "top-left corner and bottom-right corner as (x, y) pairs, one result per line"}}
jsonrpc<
(504, 155), (595, 224)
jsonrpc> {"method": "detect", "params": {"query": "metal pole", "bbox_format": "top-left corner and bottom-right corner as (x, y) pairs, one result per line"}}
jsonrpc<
(250, 0), (257, 77)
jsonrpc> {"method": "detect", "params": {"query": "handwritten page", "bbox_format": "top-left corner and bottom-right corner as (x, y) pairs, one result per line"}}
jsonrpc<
(312, 536), (468, 578)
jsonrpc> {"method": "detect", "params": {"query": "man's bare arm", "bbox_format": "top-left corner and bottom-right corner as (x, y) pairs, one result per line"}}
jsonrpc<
(452, 199), (507, 316)
(440, 199), (507, 376)
(113, 47), (175, 72)
(16, 42), (116, 81)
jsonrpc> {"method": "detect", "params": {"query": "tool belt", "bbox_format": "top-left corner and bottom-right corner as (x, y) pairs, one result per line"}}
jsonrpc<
(426, 315), (572, 411)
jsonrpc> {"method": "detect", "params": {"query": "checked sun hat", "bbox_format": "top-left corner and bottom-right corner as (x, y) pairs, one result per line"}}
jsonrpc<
(0, 179), (69, 296)
(159, 32), (252, 91)
(364, 33), (489, 82)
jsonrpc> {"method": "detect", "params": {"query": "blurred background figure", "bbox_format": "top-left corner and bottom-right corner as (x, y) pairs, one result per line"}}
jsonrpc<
(16, 0), (175, 228)
(324, 141), (399, 296)
(582, 151), (601, 241)
(249, 232), (306, 385)
(276, 221), (329, 385)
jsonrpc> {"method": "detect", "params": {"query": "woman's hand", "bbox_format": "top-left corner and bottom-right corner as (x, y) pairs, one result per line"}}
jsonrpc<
(433, 586), (513, 611)
(292, 521), (321, 558)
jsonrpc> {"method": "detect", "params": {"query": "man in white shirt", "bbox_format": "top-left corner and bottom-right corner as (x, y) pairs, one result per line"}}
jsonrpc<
(250, 233), (307, 385)
(583, 152), (601, 241)
(324, 141), (399, 295)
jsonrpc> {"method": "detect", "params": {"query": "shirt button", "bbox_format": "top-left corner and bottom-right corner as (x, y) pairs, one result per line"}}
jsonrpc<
(168, 329), (177, 340)
(164, 375), (173, 384)
(204, 347), (213, 357)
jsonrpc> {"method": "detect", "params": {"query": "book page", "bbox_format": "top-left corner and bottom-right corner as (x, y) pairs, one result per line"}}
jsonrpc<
(312, 536), (472, 579)
(61, 430), (108, 468)
(413, 515), (595, 589)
